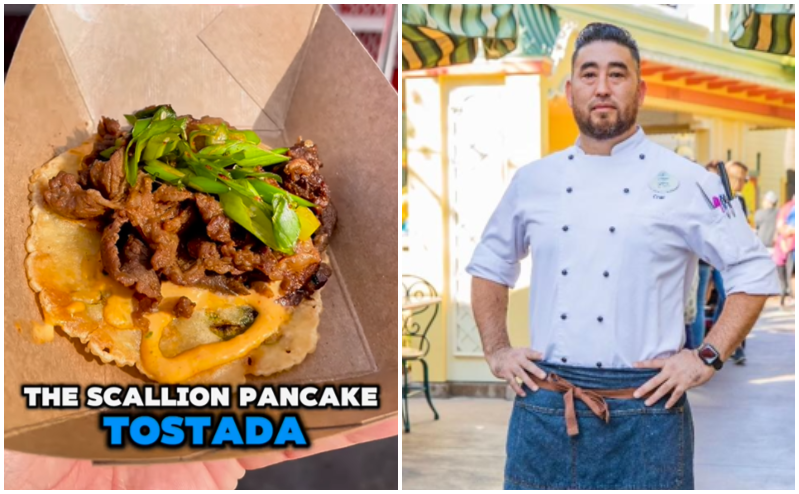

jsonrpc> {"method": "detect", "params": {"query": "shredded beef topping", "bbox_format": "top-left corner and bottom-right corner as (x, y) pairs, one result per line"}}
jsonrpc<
(287, 139), (323, 171)
(87, 147), (129, 202)
(79, 117), (127, 187)
(278, 262), (333, 307)
(195, 194), (233, 243)
(250, 281), (274, 298)
(313, 201), (337, 253)
(43, 171), (117, 219)
(174, 296), (196, 319)
(100, 215), (162, 305)
(42, 114), (335, 307)
(121, 235), (162, 302)
(278, 140), (330, 208)
(90, 117), (124, 163)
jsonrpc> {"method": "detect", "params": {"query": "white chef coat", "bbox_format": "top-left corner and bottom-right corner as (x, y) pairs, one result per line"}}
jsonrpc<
(466, 127), (780, 369)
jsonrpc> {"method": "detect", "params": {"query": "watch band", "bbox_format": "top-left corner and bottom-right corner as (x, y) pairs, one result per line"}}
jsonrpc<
(697, 343), (723, 370)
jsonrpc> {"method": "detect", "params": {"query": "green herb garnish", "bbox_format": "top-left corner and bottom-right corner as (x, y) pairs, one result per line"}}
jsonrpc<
(271, 193), (301, 252)
(121, 106), (317, 254)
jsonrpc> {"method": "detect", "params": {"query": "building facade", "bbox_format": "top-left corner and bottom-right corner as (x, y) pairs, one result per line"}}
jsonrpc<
(402, 4), (795, 388)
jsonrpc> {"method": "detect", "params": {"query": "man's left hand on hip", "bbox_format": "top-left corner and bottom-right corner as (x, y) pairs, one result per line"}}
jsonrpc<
(632, 349), (715, 409)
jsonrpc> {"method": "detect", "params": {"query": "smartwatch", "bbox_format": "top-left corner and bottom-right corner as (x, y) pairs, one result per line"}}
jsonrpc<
(697, 343), (724, 370)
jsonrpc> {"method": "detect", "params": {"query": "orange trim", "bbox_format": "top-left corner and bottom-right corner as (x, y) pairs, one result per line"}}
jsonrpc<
(765, 91), (791, 101)
(747, 88), (780, 97)
(661, 70), (696, 81)
(641, 58), (793, 109)
(685, 75), (719, 85)
(641, 66), (669, 76)
(727, 84), (759, 94)
(707, 79), (737, 90)
(646, 82), (794, 121)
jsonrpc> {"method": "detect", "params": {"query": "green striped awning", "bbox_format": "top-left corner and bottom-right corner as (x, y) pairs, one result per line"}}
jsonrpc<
(518, 4), (561, 58)
(729, 4), (795, 56)
(402, 5), (560, 71)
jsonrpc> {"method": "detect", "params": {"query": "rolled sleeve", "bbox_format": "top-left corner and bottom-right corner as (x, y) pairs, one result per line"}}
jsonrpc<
(465, 173), (528, 288)
(682, 172), (781, 296)
(721, 255), (781, 296)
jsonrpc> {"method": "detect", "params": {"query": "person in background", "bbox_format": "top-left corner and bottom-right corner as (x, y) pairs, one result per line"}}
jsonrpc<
(723, 161), (751, 364)
(701, 161), (740, 362)
(690, 161), (722, 353)
(726, 161), (750, 218)
(788, 204), (795, 301)
(684, 262), (701, 349)
(755, 191), (779, 249)
(773, 195), (796, 308)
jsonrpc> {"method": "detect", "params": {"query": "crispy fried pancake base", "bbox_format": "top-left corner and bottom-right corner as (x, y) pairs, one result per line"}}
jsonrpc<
(26, 143), (322, 383)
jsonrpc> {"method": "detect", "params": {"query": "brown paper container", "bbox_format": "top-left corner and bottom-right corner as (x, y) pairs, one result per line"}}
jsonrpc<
(4, 4), (398, 463)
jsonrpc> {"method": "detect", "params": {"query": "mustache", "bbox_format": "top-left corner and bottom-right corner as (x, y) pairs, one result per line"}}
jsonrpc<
(590, 101), (617, 110)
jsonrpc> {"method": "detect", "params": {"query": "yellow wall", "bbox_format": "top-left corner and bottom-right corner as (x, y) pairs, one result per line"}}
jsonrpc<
(549, 97), (579, 153)
(508, 288), (531, 348)
(404, 71), (548, 384)
(442, 73), (547, 383)
(745, 129), (795, 205)
(404, 76), (448, 383)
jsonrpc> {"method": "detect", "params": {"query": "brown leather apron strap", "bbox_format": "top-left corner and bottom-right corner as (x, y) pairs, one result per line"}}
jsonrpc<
(531, 372), (644, 437)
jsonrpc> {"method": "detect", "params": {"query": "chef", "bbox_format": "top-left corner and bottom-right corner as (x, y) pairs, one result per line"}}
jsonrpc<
(466, 22), (780, 490)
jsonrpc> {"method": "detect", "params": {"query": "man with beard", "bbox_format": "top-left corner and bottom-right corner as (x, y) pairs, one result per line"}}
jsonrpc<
(466, 23), (779, 490)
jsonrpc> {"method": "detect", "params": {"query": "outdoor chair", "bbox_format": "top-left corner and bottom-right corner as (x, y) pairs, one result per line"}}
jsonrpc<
(402, 274), (440, 433)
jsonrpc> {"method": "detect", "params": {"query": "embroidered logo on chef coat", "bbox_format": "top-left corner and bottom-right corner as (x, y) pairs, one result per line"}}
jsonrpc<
(648, 171), (680, 194)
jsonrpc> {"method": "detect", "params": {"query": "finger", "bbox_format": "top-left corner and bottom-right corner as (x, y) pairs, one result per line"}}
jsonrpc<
(238, 418), (398, 470)
(645, 379), (677, 407)
(283, 434), (352, 460)
(665, 386), (685, 410)
(634, 359), (667, 369)
(519, 358), (547, 381)
(237, 451), (287, 470)
(524, 348), (544, 361)
(202, 459), (247, 490)
(344, 417), (399, 444)
(243, 433), (355, 467)
(283, 417), (399, 461)
(4, 451), (95, 490)
(513, 365), (539, 392)
(634, 372), (669, 399)
(504, 372), (526, 397)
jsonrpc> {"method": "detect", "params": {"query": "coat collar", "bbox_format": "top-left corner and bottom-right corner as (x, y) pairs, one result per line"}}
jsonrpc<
(573, 126), (646, 157)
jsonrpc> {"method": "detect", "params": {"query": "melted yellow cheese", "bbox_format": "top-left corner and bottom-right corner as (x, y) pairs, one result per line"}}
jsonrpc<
(140, 283), (289, 383)
(66, 301), (86, 314)
(103, 295), (134, 328)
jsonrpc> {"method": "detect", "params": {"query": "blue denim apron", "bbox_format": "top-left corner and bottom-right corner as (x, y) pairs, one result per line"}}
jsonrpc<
(504, 362), (694, 490)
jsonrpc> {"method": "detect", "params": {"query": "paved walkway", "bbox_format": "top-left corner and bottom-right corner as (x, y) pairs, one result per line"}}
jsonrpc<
(402, 301), (795, 490)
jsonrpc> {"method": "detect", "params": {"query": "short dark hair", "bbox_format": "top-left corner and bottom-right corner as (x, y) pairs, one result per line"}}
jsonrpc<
(727, 160), (749, 174)
(571, 23), (641, 74)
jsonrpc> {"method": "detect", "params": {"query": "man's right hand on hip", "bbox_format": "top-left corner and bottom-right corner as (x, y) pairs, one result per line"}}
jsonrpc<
(486, 347), (547, 397)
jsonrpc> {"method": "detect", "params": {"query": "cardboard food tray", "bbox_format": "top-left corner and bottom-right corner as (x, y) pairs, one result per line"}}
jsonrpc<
(4, 4), (398, 462)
